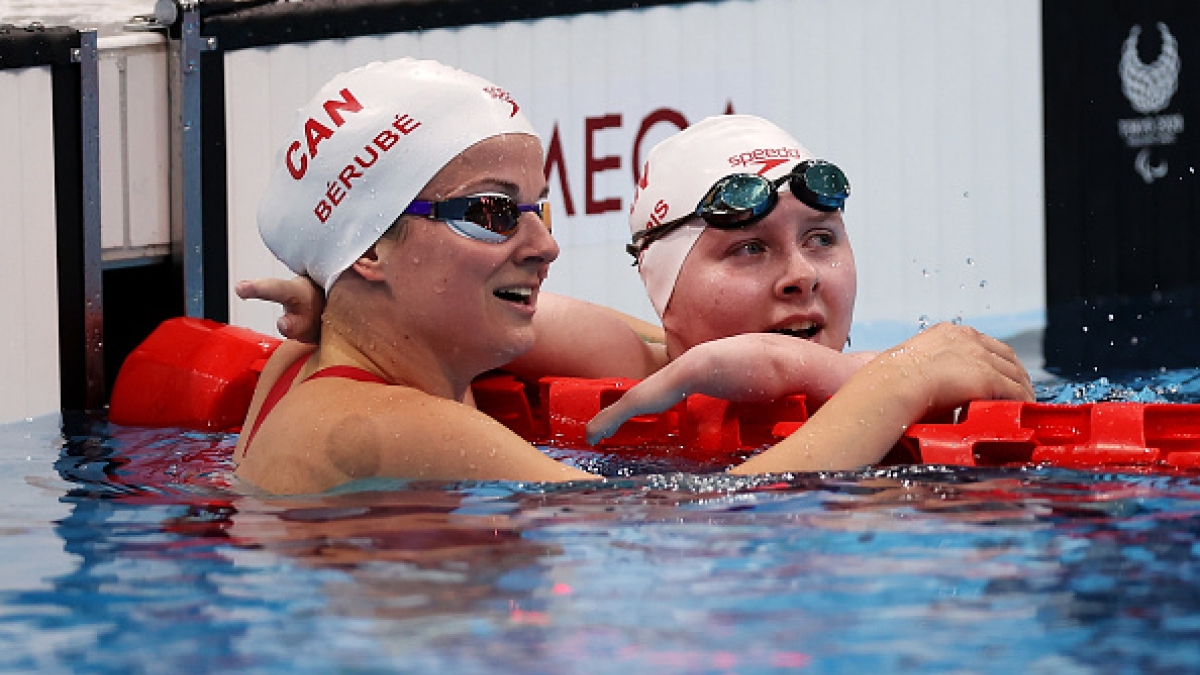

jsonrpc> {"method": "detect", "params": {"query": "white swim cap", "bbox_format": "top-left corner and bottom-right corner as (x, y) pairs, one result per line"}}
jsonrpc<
(258, 58), (539, 291)
(628, 115), (815, 317)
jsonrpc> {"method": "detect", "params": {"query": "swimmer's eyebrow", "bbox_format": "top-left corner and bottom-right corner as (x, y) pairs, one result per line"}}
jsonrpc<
(462, 180), (549, 202)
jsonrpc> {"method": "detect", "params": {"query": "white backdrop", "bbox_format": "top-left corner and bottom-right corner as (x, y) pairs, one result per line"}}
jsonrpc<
(224, 0), (1045, 350)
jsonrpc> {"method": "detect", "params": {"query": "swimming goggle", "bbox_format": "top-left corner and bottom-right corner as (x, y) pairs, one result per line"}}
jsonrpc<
(403, 193), (551, 243)
(627, 159), (850, 259)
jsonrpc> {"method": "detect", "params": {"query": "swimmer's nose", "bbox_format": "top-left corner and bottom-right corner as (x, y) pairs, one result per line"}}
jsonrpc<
(776, 251), (819, 298)
(515, 211), (559, 266)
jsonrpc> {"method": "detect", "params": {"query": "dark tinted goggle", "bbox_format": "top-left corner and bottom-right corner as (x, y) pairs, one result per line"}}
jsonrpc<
(627, 159), (849, 260)
(404, 193), (551, 243)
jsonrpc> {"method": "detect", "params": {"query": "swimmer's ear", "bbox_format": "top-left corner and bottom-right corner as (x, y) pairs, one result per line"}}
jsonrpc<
(350, 243), (387, 282)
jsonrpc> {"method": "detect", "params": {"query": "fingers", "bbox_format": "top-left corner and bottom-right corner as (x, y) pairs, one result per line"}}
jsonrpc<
(235, 278), (294, 303)
(932, 325), (1034, 403)
(585, 383), (686, 445)
(585, 405), (626, 445)
(234, 276), (323, 343)
(971, 331), (1035, 401)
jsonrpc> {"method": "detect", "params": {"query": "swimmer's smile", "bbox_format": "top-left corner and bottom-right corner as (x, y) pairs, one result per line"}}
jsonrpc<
(493, 285), (535, 306)
(768, 320), (821, 340)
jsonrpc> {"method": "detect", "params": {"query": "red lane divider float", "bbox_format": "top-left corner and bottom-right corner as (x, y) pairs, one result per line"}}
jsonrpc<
(108, 318), (1200, 471)
(900, 400), (1200, 471)
(109, 317), (281, 431)
(471, 373), (808, 459)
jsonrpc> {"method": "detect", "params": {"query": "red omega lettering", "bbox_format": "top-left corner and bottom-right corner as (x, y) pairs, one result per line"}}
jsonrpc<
(585, 114), (623, 215)
(542, 123), (577, 217)
(631, 108), (688, 186)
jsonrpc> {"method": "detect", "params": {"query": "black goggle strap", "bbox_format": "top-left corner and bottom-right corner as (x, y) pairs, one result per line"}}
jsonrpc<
(626, 213), (696, 262)
(626, 159), (849, 261)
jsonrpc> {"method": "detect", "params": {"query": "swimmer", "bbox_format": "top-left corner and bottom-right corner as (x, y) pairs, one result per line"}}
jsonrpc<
(236, 58), (1033, 494)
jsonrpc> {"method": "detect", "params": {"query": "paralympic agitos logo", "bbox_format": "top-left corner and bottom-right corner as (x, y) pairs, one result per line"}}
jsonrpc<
(1118, 22), (1185, 185)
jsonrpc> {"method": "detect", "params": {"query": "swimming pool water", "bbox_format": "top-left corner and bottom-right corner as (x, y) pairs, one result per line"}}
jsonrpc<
(4, 372), (1200, 674)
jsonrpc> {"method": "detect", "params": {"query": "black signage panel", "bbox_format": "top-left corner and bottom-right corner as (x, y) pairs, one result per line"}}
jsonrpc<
(1043, 0), (1200, 373)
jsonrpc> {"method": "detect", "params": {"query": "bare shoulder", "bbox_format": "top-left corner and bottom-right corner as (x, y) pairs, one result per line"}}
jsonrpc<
(235, 377), (594, 494)
(232, 340), (317, 461)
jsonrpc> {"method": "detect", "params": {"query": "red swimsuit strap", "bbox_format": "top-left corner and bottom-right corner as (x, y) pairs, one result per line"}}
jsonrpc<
(242, 360), (388, 455)
(242, 356), (307, 454)
(305, 365), (389, 385)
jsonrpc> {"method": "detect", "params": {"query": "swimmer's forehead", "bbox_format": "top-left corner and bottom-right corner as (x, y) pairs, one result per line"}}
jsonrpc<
(419, 137), (550, 200)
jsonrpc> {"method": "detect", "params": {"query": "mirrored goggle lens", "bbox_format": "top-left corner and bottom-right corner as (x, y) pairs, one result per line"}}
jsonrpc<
(794, 161), (850, 211)
(699, 175), (776, 228)
(461, 195), (522, 236)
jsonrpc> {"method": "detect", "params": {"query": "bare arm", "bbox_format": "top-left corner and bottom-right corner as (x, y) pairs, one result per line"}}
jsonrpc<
(236, 279), (666, 380)
(586, 333), (874, 444)
(503, 292), (668, 380)
(729, 323), (1035, 474)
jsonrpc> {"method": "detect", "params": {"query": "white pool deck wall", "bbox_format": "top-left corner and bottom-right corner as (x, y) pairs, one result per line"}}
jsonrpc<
(222, 0), (1047, 353)
(1, 28), (161, 425)
(2, 0), (1046, 423)
(96, 33), (172, 268)
(0, 66), (62, 424)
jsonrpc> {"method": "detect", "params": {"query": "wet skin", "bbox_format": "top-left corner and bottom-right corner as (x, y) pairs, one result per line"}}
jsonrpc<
(662, 192), (857, 361)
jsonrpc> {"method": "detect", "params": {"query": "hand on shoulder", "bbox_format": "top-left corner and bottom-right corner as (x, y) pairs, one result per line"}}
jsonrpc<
(235, 276), (325, 342)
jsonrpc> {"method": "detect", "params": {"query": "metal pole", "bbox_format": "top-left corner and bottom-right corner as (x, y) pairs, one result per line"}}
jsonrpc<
(179, 4), (206, 317)
(75, 29), (105, 410)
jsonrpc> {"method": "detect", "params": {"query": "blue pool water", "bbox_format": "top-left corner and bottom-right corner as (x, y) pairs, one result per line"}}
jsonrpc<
(5, 372), (1200, 674)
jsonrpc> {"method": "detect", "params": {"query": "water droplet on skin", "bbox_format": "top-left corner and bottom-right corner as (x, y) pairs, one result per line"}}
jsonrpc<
(922, 269), (930, 278)
(963, 191), (969, 198)
(979, 280), (988, 288)
(1082, 326), (1089, 333)
(918, 315), (930, 330)
(1108, 314), (1114, 322)
(966, 258), (975, 265)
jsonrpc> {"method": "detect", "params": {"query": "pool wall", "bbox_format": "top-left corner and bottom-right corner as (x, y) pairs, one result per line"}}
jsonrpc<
(213, 0), (1048, 352)
(4, 0), (1198, 423)
(0, 25), (101, 424)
